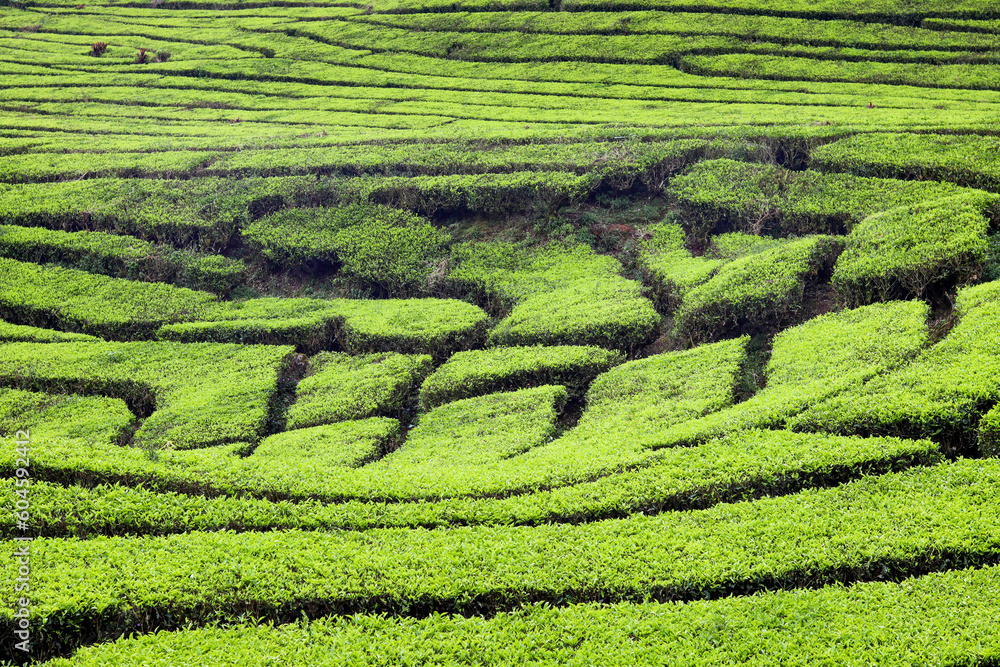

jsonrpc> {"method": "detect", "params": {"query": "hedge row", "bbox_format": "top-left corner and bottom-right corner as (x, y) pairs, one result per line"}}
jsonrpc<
(206, 139), (709, 189)
(2, 62), (988, 129)
(681, 53), (1000, 91)
(655, 300), (930, 447)
(0, 341), (293, 450)
(367, 385), (569, 498)
(978, 403), (1000, 458)
(287, 352), (432, 429)
(0, 261), (487, 355)
(5, 458), (1000, 660)
(447, 241), (659, 351)
(248, 418), (400, 471)
(243, 204), (446, 293)
(418, 345), (624, 410)
(0, 176), (320, 249)
(40, 564), (1000, 667)
(672, 235), (843, 343)
(279, 18), (1000, 67)
(0, 149), (221, 184)
(335, 171), (598, 215)
(0, 224), (245, 294)
(789, 280), (1000, 451)
(523, 337), (746, 481)
(667, 158), (976, 238)
(2, 428), (940, 537)
(158, 296), (489, 359)
(489, 277), (660, 351)
(0, 259), (216, 340)
(357, 10), (1000, 52)
(636, 223), (722, 313)
(0, 320), (99, 344)
(832, 194), (997, 306)
(289, 20), (739, 64)
(811, 132), (1000, 191)
(1, 339), (742, 503)
(637, 223), (792, 314)
(558, 0), (1000, 20)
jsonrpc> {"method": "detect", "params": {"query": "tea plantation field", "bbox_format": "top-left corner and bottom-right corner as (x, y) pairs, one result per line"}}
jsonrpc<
(3, 0), (1000, 663)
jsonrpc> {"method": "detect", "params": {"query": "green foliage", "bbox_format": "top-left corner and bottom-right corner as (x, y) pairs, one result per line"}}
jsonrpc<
(8, 428), (939, 536)
(0, 176), (321, 249)
(489, 278), (660, 351)
(673, 236), (843, 343)
(448, 240), (619, 312)
(0, 340), (293, 450)
(0, 224), (245, 293)
(448, 241), (659, 351)
(833, 194), (997, 306)
(0, 387), (134, 449)
(706, 232), (789, 260)
(7, 3), (1000, 660)
(0, 258), (216, 339)
(637, 222), (722, 312)
(789, 280), (1000, 450)
(812, 133), (1000, 190)
(244, 204), (446, 293)
(39, 560), (1000, 666)
(1, 341), (743, 505)
(667, 159), (976, 238)
(656, 300), (929, 446)
(419, 345), (624, 410)
(0, 149), (220, 184)
(287, 352), (432, 429)
(372, 385), (568, 493)
(0, 320), (99, 343)
(329, 210), (446, 294)
(157, 315), (335, 354)
(158, 297), (488, 359)
(249, 419), (397, 470)
(336, 171), (598, 215)
(334, 298), (489, 360)
(978, 403), (1000, 458)
(211, 139), (709, 190)
(8, 458), (1000, 659)
(681, 53), (1000, 91)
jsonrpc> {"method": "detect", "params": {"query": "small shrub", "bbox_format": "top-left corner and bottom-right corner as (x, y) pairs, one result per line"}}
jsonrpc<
(91, 42), (108, 57)
(135, 49), (149, 64)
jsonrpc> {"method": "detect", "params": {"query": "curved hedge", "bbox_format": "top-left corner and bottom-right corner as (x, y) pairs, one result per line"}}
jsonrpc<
(833, 194), (996, 306)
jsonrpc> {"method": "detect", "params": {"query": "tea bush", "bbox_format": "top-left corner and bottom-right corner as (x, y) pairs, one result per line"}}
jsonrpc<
(672, 235), (843, 343)
(0, 259), (216, 339)
(0, 340), (293, 450)
(832, 194), (997, 306)
(287, 352), (432, 429)
(419, 345), (624, 410)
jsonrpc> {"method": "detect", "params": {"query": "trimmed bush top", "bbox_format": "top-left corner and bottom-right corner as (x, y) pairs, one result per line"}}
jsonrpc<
(419, 344), (624, 410)
(833, 194), (997, 306)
